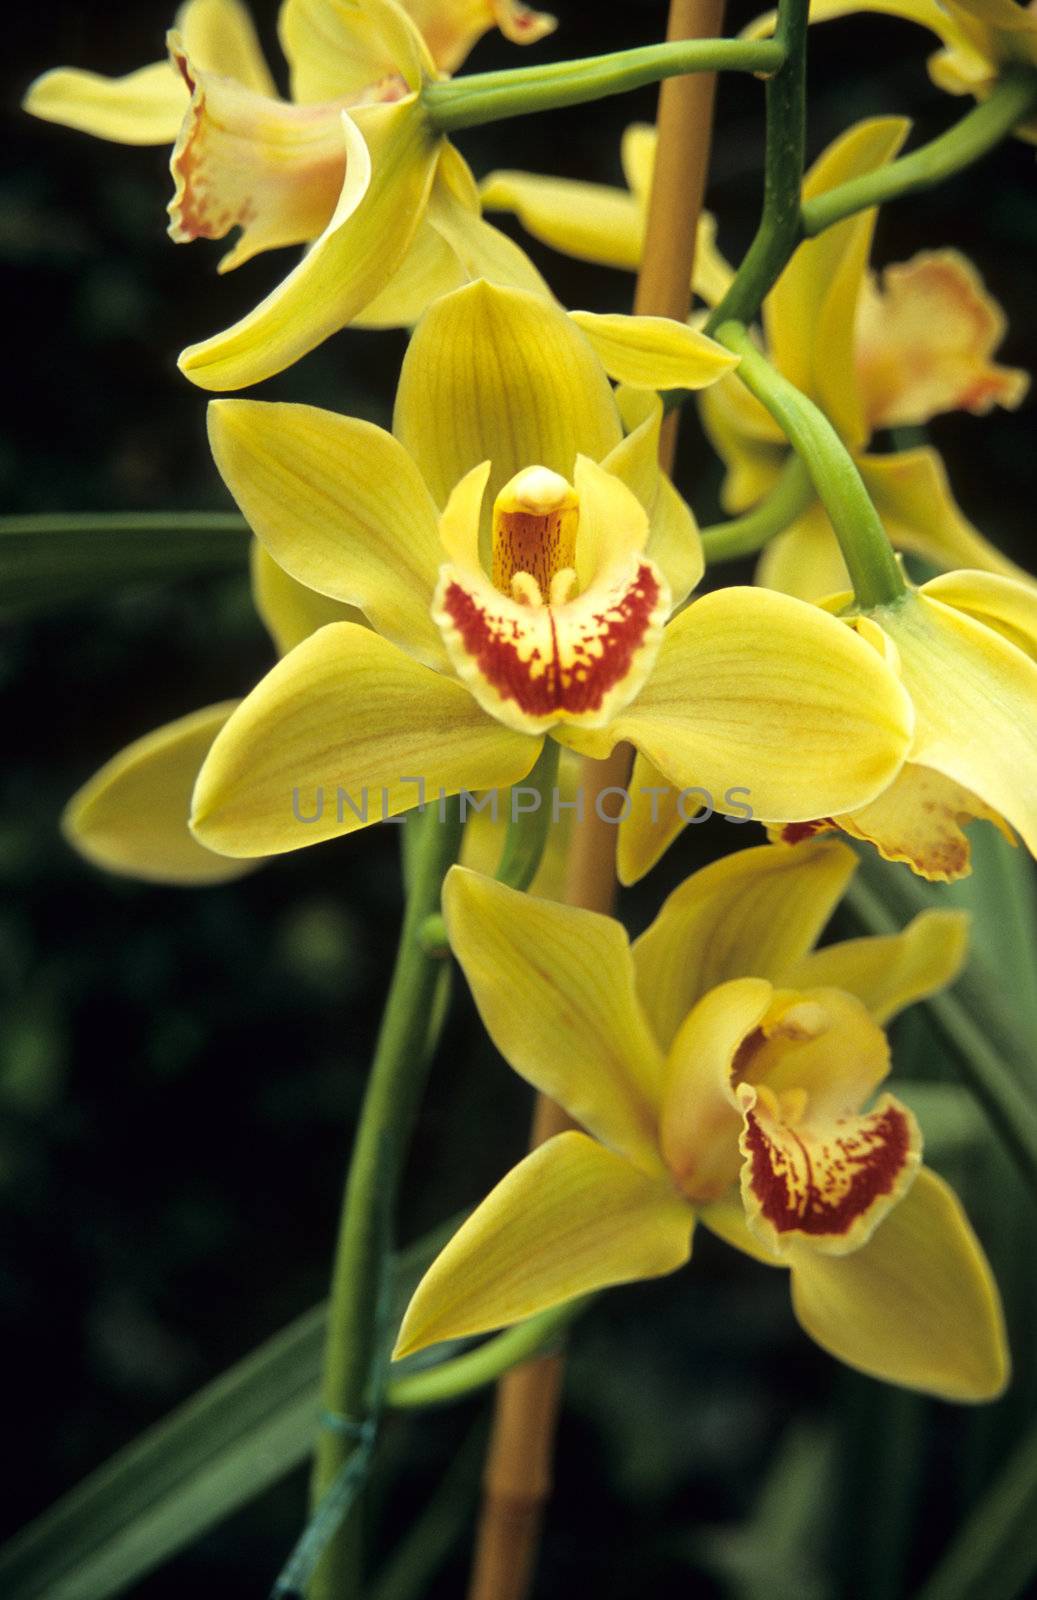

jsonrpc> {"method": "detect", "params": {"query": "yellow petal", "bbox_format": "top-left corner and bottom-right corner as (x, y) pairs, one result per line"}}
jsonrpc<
(856, 250), (1028, 429)
(393, 280), (622, 519)
(833, 762), (1016, 882)
(858, 447), (1033, 583)
(766, 117), (910, 446)
(402, 0), (556, 75)
(278, 0), (432, 103)
(754, 500), (853, 600)
(631, 838), (858, 1051)
(700, 1193), (785, 1267)
(393, 1131), (692, 1357)
(789, 1166), (1009, 1400)
(612, 586), (914, 823)
(179, 0), (277, 90)
(788, 907), (969, 1023)
(250, 542), (367, 656)
(167, 39), (347, 272)
(64, 703), (258, 885)
(616, 750), (699, 885)
(697, 368), (787, 515)
(922, 569), (1037, 657)
(191, 623), (538, 855)
(208, 399), (445, 667)
(741, 1082), (919, 1256)
(873, 591), (1037, 855)
(424, 144), (554, 301)
(179, 97), (439, 390)
(23, 61), (190, 145)
(442, 867), (667, 1170)
(605, 388), (703, 609)
(569, 310), (739, 392)
(660, 976), (774, 1202)
(480, 167), (646, 272)
(351, 214), (466, 328)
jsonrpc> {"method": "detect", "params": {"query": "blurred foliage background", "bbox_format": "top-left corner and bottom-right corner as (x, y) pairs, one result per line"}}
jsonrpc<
(2, 3), (1036, 1596)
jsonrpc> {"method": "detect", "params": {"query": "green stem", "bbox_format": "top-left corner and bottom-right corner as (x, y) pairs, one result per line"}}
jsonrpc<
(701, 455), (814, 563)
(387, 1297), (588, 1410)
(802, 69), (1037, 236)
(705, 0), (809, 333)
(419, 739), (561, 952)
(422, 39), (784, 133)
(847, 881), (1037, 1204)
(311, 800), (464, 1599)
(714, 322), (905, 608)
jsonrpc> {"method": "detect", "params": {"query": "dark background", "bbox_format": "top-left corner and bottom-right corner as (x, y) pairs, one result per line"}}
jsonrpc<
(2, 4), (1036, 1596)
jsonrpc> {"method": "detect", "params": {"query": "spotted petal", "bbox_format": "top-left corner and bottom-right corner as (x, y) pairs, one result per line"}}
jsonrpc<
(279, 0), (432, 103)
(740, 1084), (921, 1257)
(833, 762), (1015, 881)
(401, 0), (556, 74)
(394, 1132), (692, 1357)
(433, 459), (669, 736)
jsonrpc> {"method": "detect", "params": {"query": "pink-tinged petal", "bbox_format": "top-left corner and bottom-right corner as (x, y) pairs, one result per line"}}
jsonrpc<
(167, 38), (350, 272)
(856, 251), (1029, 430)
(179, 96), (439, 389)
(740, 1085), (921, 1257)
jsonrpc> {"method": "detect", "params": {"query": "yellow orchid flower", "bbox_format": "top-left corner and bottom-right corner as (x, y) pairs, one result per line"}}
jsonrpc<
(24, 0), (555, 391)
(746, 0), (1037, 142)
(394, 842), (1008, 1403)
(699, 117), (1030, 599)
(773, 570), (1037, 882)
(481, 121), (735, 305)
(184, 283), (914, 860)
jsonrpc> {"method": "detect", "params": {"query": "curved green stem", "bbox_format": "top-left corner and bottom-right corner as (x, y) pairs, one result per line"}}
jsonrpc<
(701, 454), (814, 563)
(705, 0), (808, 332)
(714, 322), (905, 608)
(387, 1298), (589, 1410)
(802, 69), (1037, 236)
(311, 801), (464, 1599)
(422, 39), (784, 133)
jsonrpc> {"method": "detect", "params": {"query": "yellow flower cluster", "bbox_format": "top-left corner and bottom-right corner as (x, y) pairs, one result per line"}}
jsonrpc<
(29, 0), (1037, 1408)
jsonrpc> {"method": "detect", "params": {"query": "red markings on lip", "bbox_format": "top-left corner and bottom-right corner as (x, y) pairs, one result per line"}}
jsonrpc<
(743, 1098), (913, 1239)
(442, 561), (661, 719)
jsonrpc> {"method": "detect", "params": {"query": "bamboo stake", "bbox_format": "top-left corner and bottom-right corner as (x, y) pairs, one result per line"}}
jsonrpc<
(465, 6), (725, 1598)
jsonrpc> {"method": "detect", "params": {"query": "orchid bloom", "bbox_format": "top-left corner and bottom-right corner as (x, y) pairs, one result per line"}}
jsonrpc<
(699, 118), (1030, 599)
(395, 842), (1008, 1403)
(481, 122), (735, 306)
(24, 0), (556, 391)
(181, 283), (914, 861)
(746, 0), (1037, 142)
(774, 570), (1037, 882)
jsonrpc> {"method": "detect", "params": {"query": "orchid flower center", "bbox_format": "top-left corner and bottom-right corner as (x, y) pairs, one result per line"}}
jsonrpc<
(491, 466), (579, 606)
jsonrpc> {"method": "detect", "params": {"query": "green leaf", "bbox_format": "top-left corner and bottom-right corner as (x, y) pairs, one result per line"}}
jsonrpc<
(0, 1225), (457, 1600)
(0, 513), (250, 616)
(916, 1423), (1037, 1600)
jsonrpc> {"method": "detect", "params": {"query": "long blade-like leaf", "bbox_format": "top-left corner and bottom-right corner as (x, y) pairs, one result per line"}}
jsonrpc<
(0, 512), (250, 616)
(0, 1225), (456, 1600)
